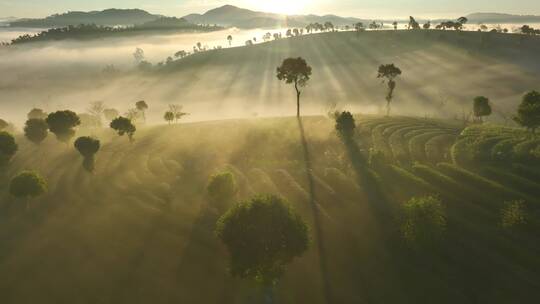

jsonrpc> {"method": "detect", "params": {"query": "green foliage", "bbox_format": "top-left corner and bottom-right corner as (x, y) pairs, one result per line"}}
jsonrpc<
(377, 64), (402, 115)
(401, 195), (446, 247)
(276, 57), (312, 86)
(74, 136), (100, 158)
(9, 171), (47, 199)
(473, 96), (492, 121)
(46, 110), (81, 143)
(0, 131), (18, 166)
(335, 111), (356, 139)
(216, 194), (309, 285)
(368, 148), (387, 169)
(110, 117), (136, 141)
(207, 172), (237, 206)
(501, 200), (527, 229)
(27, 108), (48, 120)
(24, 119), (49, 145)
(514, 90), (540, 133)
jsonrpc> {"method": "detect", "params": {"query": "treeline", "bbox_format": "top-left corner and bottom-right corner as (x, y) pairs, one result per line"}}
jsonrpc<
(10, 18), (223, 45)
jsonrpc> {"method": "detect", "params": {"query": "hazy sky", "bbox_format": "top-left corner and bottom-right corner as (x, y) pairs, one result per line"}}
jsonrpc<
(1, 0), (540, 19)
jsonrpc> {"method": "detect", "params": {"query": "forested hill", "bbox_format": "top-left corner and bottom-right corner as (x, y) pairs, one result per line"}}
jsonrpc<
(9, 9), (161, 28)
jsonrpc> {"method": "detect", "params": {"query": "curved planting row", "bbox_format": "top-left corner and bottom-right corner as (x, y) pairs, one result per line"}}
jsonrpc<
(451, 124), (540, 166)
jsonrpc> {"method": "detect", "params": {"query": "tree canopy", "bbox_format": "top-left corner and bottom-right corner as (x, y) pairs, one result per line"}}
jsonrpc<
(377, 64), (402, 116)
(74, 136), (100, 171)
(46, 110), (81, 142)
(216, 194), (309, 285)
(110, 117), (136, 141)
(514, 90), (540, 133)
(0, 118), (9, 130)
(473, 96), (492, 122)
(0, 131), (18, 166)
(335, 111), (356, 139)
(9, 171), (47, 199)
(401, 195), (446, 248)
(276, 57), (312, 117)
(207, 172), (237, 207)
(27, 108), (48, 120)
(24, 118), (49, 144)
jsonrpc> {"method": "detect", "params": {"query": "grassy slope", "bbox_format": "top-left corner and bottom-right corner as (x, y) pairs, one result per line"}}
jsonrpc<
(1, 115), (539, 303)
(152, 30), (540, 118)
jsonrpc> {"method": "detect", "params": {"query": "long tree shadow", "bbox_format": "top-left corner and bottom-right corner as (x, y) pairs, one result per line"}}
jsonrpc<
(297, 117), (333, 304)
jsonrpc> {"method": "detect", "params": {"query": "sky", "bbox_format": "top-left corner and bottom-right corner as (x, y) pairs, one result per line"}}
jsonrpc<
(1, 0), (540, 19)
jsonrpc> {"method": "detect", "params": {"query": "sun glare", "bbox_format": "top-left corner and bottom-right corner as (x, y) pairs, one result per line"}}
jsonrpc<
(252, 0), (310, 15)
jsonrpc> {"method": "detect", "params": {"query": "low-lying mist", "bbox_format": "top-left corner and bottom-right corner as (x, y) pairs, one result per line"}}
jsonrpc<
(1, 29), (540, 128)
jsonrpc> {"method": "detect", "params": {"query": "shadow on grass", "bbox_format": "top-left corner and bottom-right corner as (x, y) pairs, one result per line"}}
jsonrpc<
(297, 117), (333, 304)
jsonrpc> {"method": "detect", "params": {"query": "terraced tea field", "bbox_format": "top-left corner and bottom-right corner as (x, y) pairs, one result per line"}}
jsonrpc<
(0, 115), (539, 303)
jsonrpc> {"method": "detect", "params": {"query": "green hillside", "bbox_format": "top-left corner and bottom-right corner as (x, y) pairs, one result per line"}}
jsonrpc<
(1, 115), (539, 303)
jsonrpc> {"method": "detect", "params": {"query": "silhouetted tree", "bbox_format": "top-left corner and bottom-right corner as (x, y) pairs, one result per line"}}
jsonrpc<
(164, 111), (174, 124)
(354, 22), (364, 36)
(136, 100), (149, 123)
(74, 136), (100, 172)
(227, 35), (233, 46)
(169, 104), (189, 123)
(9, 171), (47, 209)
(401, 196), (446, 248)
(45, 110), (80, 143)
(473, 96), (492, 123)
(392, 21), (398, 30)
(245, 40), (253, 46)
(207, 172), (237, 210)
(174, 50), (187, 58)
(110, 117), (136, 142)
(335, 111), (356, 139)
(87, 101), (105, 126)
(133, 48), (145, 64)
(0, 131), (18, 166)
(103, 108), (119, 121)
(286, 29), (292, 37)
(423, 21), (431, 30)
(276, 57), (312, 117)
(514, 90), (540, 134)
(216, 194), (309, 287)
(324, 22), (334, 32)
(408, 16), (420, 30)
(377, 64), (402, 116)
(457, 16), (468, 26)
(27, 108), (48, 120)
(24, 119), (48, 145)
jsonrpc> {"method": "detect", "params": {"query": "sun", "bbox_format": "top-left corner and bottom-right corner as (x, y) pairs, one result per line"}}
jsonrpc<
(250, 0), (310, 15)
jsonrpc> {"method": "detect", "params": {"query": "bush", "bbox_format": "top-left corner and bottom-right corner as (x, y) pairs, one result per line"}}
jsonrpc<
(501, 200), (527, 230)
(9, 171), (47, 203)
(24, 119), (49, 144)
(216, 194), (309, 284)
(401, 195), (446, 247)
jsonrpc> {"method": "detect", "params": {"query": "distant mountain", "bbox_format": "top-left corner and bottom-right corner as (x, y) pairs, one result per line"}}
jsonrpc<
(9, 9), (161, 28)
(183, 5), (365, 28)
(466, 13), (540, 24)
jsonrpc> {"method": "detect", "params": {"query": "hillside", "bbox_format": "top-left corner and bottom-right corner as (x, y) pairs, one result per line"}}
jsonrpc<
(183, 5), (365, 28)
(0, 115), (539, 303)
(466, 12), (540, 24)
(9, 9), (161, 28)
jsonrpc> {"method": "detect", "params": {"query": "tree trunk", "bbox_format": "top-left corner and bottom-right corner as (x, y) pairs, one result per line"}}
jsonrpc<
(295, 81), (301, 117)
(386, 100), (391, 117)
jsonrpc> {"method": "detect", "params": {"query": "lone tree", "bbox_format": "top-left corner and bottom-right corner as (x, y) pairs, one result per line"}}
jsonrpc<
(377, 64), (402, 116)
(136, 100), (149, 123)
(207, 172), (237, 210)
(9, 171), (47, 209)
(335, 111), (356, 139)
(401, 195), (446, 248)
(169, 104), (189, 123)
(110, 117), (136, 142)
(0, 131), (18, 166)
(514, 90), (540, 134)
(227, 35), (233, 46)
(103, 108), (120, 121)
(45, 110), (81, 143)
(24, 119), (49, 145)
(74, 136), (100, 172)
(276, 57), (312, 117)
(27, 108), (48, 120)
(473, 96), (492, 123)
(164, 111), (175, 124)
(216, 194), (309, 287)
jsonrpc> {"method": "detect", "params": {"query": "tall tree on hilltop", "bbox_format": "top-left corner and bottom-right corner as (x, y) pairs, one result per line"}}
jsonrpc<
(277, 57), (312, 117)
(377, 64), (402, 116)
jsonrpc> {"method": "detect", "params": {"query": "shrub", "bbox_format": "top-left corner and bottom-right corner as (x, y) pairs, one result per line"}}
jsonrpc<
(9, 171), (47, 209)
(74, 136), (100, 172)
(401, 195), (446, 247)
(216, 194), (309, 285)
(501, 200), (527, 229)
(335, 111), (356, 139)
(110, 117), (136, 142)
(46, 110), (81, 143)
